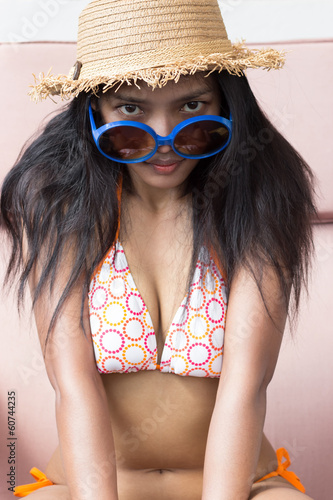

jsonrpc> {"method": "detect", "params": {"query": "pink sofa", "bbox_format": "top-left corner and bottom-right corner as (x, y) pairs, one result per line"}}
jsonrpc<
(0, 41), (332, 499)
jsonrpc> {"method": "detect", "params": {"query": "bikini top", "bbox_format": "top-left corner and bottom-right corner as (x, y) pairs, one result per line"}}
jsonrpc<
(88, 240), (228, 378)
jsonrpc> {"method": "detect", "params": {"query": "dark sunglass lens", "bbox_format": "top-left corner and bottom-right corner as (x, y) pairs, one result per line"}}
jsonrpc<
(174, 121), (229, 157)
(99, 126), (155, 160)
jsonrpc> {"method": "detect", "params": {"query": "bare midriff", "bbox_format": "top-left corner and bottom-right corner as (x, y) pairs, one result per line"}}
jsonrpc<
(46, 370), (279, 499)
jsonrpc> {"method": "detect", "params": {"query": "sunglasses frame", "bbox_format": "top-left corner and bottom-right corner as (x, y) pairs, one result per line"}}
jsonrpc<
(88, 100), (233, 164)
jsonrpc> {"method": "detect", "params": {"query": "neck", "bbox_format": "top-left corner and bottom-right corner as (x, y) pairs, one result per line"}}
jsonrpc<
(123, 172), (190, 215)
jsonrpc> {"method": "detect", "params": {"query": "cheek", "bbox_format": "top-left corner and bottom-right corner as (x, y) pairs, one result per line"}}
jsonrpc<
(184, 158), (200, 173)
(100, 109), (117, 124)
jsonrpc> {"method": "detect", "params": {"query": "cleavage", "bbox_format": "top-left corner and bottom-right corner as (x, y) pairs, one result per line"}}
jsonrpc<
(119, 234), (192, 346)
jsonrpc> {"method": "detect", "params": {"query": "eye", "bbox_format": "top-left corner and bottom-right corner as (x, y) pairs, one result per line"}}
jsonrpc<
(182, 101), (204, 112)
(119, 104), (142, 116)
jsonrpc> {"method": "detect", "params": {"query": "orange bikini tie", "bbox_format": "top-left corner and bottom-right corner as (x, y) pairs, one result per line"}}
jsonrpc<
(255, 447), (306, 493)
(13, 467), (54, 497)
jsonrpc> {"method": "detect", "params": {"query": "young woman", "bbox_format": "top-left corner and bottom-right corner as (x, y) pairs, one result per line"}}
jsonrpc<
(1, 1), (316, 499)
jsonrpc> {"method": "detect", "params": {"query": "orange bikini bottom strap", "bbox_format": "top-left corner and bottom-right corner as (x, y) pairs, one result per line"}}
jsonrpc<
(254, 447), (306, 493)
(13, 468), (53, 497)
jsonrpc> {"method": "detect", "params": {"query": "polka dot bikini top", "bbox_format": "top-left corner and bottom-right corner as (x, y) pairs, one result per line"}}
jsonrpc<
(88, 240), (228, 378)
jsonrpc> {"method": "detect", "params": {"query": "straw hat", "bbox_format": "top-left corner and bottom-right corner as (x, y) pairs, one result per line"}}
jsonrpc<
(30, 0), (286, 102)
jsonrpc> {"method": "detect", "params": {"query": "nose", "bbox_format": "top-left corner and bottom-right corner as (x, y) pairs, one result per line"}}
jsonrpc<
(157, 144), (172, 154)
(149, 115), (174, 154)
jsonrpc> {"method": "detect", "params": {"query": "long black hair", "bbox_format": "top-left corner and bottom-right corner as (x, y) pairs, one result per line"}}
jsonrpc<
(0, 71), (317, 345)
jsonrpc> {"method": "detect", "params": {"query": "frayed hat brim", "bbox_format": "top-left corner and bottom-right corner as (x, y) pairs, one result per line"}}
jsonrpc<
(29, 43), (287, 102)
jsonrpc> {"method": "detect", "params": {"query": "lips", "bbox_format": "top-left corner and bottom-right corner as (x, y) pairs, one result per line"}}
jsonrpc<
(146, 159), (181, 166)
(145, 158), (183, 174)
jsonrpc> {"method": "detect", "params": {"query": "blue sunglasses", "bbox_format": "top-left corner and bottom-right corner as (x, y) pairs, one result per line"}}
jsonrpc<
(89, 102), (232, 164)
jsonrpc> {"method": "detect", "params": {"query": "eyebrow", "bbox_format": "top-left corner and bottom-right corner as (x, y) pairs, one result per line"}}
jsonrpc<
(110, 93), (148, 104)
(110, 87), (215, 104)
(174, 88), (215, 103)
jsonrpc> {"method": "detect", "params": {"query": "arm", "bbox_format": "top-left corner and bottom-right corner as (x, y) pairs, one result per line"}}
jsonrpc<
(30, 258), (118, 500)
(202, 264), (290, 500)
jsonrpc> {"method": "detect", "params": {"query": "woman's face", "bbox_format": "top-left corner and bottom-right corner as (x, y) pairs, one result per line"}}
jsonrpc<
(98, 73), (222, 193)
